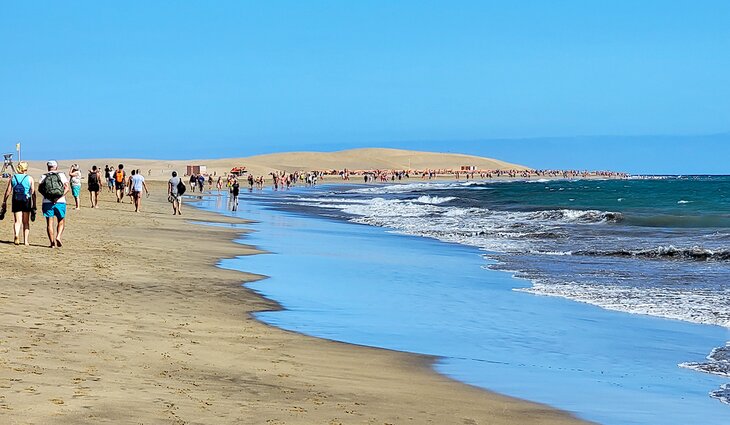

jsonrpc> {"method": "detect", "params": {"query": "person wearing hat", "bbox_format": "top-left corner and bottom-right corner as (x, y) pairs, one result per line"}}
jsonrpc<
(1, 161), (36, 245)
(38, 160), (69, 248)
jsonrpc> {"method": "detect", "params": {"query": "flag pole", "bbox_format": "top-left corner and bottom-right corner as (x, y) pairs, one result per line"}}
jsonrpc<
(16, 142), (21, 162)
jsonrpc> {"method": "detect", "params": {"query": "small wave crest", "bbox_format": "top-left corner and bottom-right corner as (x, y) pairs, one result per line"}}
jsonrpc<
(532, 209), (623, 223)
(574, 246), (730, 262)
(347, 181), (488, 194)
(679, 345), (730, 377)
(711, 384), (730, 405)
(415, 195), (456, 204)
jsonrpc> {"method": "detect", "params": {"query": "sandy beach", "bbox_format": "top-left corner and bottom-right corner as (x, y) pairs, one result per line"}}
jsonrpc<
(0, 180), (588, 424)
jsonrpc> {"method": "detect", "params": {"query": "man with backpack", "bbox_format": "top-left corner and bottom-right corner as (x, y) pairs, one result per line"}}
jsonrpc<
(38, 160), (69, 248)
(168, 171), (185, 215)
(114, 164), (126, 203)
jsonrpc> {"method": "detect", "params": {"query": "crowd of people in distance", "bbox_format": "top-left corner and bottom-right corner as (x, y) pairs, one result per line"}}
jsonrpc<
(319, 168), (630, 182)
(212, 167), (630, 202)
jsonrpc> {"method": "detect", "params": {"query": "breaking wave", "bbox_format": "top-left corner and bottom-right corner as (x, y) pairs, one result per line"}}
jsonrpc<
(574, 246), (730, 262)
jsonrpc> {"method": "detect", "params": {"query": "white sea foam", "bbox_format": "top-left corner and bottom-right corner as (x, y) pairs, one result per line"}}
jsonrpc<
(291, 195), (626, 260)
(347, 181), (495, 195)
(293, 194), (727, 326)
(710, 384), (730, 405)
(415, 195), (456, 204)
(679, 344), (730, 404)
(515, 281), (730, 328)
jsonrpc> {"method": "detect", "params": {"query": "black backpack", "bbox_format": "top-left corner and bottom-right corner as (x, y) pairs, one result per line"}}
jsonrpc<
(88, 172), (99, 185)
(177, 180), (186, 195)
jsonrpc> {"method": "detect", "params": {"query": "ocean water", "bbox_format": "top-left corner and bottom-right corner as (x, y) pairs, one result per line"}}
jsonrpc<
(198, 176), (730, 424)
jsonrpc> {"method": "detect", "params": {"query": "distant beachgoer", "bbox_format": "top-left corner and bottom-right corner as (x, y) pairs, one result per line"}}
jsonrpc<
(87, 165), (101, 208)
(216, 176), (223, 191)
(38, 160), (69, 248)
(105, 165), (114, 192)
(168, 171), (184, 215)
(2, 161), (36, 245)
(231, 179), (240, 198)
(69, 164), (82, 210)
(230, 178), (239, 211)
(129, 169), (149, 212)
(189, 174), (197, 192)
(197, 174), (205, 192)
(114, 164), (126, 202)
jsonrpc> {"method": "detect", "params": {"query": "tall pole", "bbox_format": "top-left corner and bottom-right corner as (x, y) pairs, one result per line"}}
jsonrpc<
(16, 142), (21, 162)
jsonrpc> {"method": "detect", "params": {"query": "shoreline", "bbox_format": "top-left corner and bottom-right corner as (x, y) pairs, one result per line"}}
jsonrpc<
(219, 181), (730, 424)
(192, 194), (594, 424)
(0, 181), (588, 424)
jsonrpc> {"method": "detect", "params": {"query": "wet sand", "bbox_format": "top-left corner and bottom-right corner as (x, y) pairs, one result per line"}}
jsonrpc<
(0, 181), (588, 424)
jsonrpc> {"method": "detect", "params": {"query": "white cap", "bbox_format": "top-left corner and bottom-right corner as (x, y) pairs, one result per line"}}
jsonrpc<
(46, 160), (58, 168)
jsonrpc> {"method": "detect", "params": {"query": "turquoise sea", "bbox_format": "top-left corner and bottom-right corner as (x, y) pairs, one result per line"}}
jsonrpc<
(199, 176), (730, 424)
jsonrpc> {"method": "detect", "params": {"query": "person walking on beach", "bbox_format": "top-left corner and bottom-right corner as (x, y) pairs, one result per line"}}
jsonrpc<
(197, 174), (205, 193)
(87, 165), (101, 208)
(104, 165), (114, 192)
(1, 161), (36, 246)
(38, 160), (69, 248)
(69, 164), (82, 210)
(114, 164), (126, 202)
(168, 171), (184, 215)
(129, 169), (149, 212)
(230, 177), (240, 211)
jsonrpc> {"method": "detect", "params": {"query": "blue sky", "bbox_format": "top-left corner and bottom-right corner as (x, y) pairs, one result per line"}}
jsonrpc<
(1, 1), (728, 173)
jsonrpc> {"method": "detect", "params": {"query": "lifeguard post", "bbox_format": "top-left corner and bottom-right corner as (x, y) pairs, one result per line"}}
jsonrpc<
(1, 153), (17, 178)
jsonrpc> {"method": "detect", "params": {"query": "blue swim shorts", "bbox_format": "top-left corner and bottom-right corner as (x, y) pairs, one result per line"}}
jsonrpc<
(42, 203), (67, 220)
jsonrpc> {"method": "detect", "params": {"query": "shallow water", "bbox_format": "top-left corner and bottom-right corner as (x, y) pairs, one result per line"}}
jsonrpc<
(267, 178), (730, 394)
(197, 190), (730, 425)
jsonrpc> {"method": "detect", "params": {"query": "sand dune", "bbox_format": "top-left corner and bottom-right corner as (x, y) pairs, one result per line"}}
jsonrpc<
(17, 148), (529, 181)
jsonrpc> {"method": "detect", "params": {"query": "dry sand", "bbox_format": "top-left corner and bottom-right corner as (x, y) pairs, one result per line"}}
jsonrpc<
(19, 148), (530, 182)
(0, 180), (589, 424)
